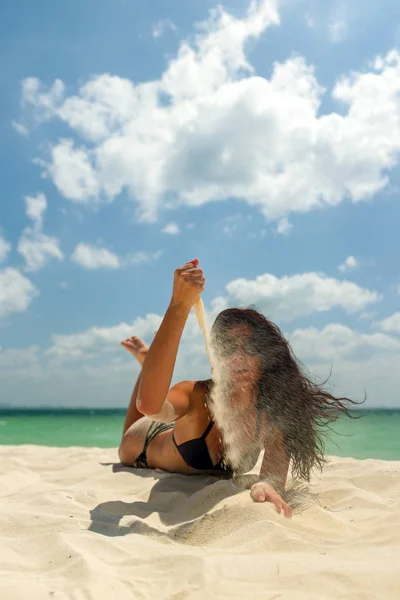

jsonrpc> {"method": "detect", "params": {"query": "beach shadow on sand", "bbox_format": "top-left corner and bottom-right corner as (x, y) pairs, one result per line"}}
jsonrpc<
(89, 463), (315, 542)
(89, 462), (255, 540)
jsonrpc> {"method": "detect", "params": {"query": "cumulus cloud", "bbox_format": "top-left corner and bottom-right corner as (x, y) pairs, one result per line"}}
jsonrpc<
(305, 15), (314, 29)
(338, 255), (358, 272)
(329, 19), (347, 43)
(223, 223), (237, 235)
(0, 267), (39, 318)
(129, 250), (163, 265)
(290, 323), (400, 364)
(275, 216), (293, 236)
(21, 77), (64, 122)
(222, 213), (248, 235)
(70, 244), (162, 269)
(2, 318), (399, 407)
(14, 288), (399, 407)
(0, 234), (11, 263)
(47, 313), (163, 359)
(11, 120), (29, 136)
(288, 323), (400, 407)
(18, 232), (64, 272)
(0, 264), (396, 407)
(17, 194), (63, 271)
(70, 243), (120, 269)
(48, 139), (100, 203)
(377, 312), (400, 335)
(18, 1), (400, 224)
(162, 222), (180, 235)
(0, 346), (40, 370)
(211, 271), (379, 322)
(25, 193), (47, 227)
(152, 18), (177, 39)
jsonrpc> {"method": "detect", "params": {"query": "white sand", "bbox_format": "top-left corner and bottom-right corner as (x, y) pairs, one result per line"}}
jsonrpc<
(0, 446), (399, 600)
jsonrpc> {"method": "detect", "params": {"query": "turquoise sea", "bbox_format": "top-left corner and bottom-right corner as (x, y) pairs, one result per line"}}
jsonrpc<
(0, 409), (399, 460)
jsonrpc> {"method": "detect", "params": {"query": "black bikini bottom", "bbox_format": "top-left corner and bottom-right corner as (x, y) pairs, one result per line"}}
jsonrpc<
(132, 421), (174, 469)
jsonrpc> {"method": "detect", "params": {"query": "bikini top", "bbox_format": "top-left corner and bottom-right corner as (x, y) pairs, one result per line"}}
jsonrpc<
(172, 420), (228, 472)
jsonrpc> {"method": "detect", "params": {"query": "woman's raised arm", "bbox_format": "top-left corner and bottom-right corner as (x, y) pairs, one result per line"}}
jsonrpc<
(137, 259), (205, 421)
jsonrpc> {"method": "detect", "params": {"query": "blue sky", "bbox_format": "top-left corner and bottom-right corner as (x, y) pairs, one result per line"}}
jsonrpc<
(1, 0), (399, 408)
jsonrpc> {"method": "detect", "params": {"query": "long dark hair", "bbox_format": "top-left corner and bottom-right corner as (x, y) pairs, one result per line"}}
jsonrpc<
(210, 307), (362, 481)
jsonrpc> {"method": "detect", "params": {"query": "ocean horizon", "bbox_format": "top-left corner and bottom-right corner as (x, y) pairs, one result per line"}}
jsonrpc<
(1, 408), (399, 461)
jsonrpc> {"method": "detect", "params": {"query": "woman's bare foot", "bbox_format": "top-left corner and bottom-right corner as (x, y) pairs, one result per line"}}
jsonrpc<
(120, 336), (149, 366)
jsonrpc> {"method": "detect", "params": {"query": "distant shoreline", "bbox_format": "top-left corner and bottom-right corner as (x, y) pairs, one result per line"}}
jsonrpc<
(0, 407), (399, 415)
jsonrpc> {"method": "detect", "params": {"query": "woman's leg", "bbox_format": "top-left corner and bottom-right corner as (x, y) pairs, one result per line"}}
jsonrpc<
(119, 337), (152, 464)
(121, 376), (143, 436)
(120, 336), (149, 436)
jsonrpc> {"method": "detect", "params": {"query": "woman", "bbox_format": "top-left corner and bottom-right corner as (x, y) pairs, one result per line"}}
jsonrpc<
(119, 259), (355, 518)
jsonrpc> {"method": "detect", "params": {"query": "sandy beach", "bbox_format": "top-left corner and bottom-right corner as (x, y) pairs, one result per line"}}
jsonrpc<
(0, 446), (399, 600)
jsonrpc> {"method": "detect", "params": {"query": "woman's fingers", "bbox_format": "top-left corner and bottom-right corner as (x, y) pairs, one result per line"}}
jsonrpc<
(172, 259), (205, 306)
(271, 494), (292, 518)
(273, 497), (282, 514)
(256, 490), (266, 502)
(181, 266), (205, 288)
(250, 482), (266, 502)
(250, 482), (292, 518)
(181, 267), (203, 277)
(282, 501), (293, 519)
(177, 259), (199, 273)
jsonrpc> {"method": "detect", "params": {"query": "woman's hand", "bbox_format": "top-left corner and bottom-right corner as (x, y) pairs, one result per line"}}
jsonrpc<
(250, 481), (292, 518)
(171, 259), (205, 308)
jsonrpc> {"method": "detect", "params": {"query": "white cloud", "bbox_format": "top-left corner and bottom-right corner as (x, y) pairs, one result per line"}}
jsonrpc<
(2, 318), (399, 407)
(359, 310), (377, 321)
(0, 346), (39, 370)
(377, 312), (400, 335)
(21, 77), (64, 121)
(18, 231), (64, 272)
(290, 323), (400, 362)
(128, 250), (163, 265)
(0, 268), (38, 318)
(288, 323), (400, 407)
(47, 313), (163, 359)
(329, 19), (347, 43)
(10, 293), (399, 407)
(70, 244), (162, 270)
(17, 193), (64, 271)
(248, 229), (266, 239)
(0, 263), (397, 407)
(0, 235), (11, 263)
(71, 243), (120, 269)
(48, 139), (100, 203)
(162, 222), (180, 235)
(152, 18), (177, 39)
(24, 193), (47, 227)
(338, 255), (358, 273)
(11, 121), (29, 136)
(275, 216), (293, 236)
(222, 213), (245, 234)
(212, 271), (379, 322)
(19, 4), (400, 226)
(223, 224), (237, 235)
(305, 15), (314, 29)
